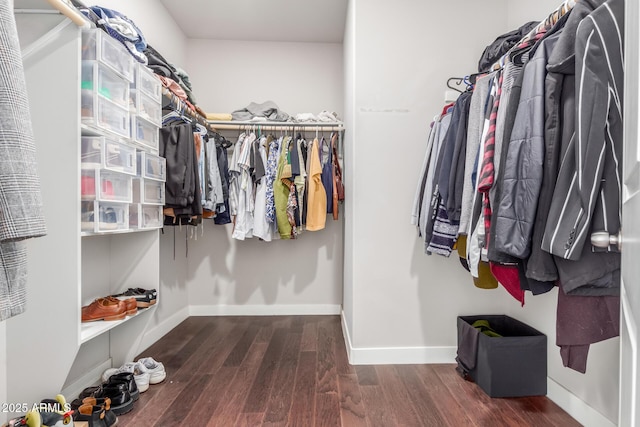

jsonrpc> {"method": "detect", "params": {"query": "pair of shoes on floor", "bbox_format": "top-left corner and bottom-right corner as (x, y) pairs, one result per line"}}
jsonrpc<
(102, 357), (166, 393)
(79, 371), (139, 416)
(111, 288), (157, 308)
(70, 397), (117, 427)
(81, 296), (137, 322)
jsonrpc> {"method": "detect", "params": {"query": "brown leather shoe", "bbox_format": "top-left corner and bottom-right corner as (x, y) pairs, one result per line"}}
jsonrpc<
(107, 296), (137, 316)
(82, 298), (126, 322)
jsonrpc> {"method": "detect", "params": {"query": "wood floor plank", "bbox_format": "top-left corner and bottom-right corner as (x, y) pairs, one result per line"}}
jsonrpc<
(395, 365), (448, 426)
(235, 413), (265, 426)
(200, 322), (250, 375)
(337, 374), (367, 427)
(415, 364), (476, 427)
(243, 328), (288, 413)
(207, 342), (269, 427)
(301, 318), (318, 351)
(118, 376), (188, 426)
(172, 318), (236, 382)
(360, 385), (398, 427)
(163, 317), (219, 372)
(287, 351), (318, 426)
(315, 392), (341, 427)
(317, 322), (338, 393)
(375, 365), (421, 426)
(180, 366), (238, 425)
(153, 373), (211, 426)
(502, 398), (557, 427)
(263, 332), (302, 425)
(223, 324), (261, 367)
(136, 316), (208, 364)
(432, 364), (529, 427)
(355, 365), (378, 386)
(526, 397), (582, 427)
(291, 315), (304, 333)
(333, 321), (354, 375)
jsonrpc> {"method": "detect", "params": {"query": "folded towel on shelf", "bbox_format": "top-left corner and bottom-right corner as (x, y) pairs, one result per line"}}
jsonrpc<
(294, 113), (318, 122)
(232, 101), (290, 122)
(206, 113), (233, 121)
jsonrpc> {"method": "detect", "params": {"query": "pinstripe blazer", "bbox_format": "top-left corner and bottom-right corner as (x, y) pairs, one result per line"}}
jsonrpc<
(0, 2), (47, 320)
(542, 0), (624, 261)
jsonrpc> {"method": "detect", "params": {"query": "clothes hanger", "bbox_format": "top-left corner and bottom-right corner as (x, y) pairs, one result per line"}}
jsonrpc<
(446, 77), (465, 94)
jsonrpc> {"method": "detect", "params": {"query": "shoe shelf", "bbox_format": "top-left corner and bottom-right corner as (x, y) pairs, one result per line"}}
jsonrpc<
(80, 301), (158, 343)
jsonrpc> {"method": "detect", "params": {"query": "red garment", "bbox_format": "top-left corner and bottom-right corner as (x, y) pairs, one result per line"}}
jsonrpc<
(490, 262), (525, 306)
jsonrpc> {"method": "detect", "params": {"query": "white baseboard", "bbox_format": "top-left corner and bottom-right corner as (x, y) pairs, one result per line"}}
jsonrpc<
(138, 306), (190, 354)
(547, 378), (616, 427)
(189, 304), (342, 316)
(339, 310), (456, 364)
(61, 359), (111, 401)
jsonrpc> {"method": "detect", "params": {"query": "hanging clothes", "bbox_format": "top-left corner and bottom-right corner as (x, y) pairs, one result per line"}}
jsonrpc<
(305, 138), (327, 231)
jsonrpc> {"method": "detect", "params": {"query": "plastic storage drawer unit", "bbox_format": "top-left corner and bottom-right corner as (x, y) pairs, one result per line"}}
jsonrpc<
(130, 89), (162, 126)
(129, 204), (163, 230)
(137, 151), (166, 182)
(82, 28), (134, 82)
(81, 137), (136, 175)
(81, 169), (133, 203)
(136, 64), (162, 99)
(81, 200), (129, 233)
(132, 178), (165, 205)
(82, 91), (130, 139)
(131, 116), (160, 151)
(81, 61), (130, 109)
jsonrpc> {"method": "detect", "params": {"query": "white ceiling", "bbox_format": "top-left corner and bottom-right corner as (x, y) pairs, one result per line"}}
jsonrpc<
(159, 0), (348, 44)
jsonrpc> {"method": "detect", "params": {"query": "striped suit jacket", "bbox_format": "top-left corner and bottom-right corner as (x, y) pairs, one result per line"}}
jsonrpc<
(542, 0), (624, 260)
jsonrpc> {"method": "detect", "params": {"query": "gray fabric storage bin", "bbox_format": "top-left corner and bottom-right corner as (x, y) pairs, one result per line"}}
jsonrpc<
(456, 315), (547, 398)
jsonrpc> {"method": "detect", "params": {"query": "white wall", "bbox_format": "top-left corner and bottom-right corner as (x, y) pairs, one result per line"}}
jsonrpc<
(345, 0), (511, 354)
(181, 39), (344, 314)
(185, 39), (344, 116)
(503, 1), (620, 423)
(342, 0), (356, 340)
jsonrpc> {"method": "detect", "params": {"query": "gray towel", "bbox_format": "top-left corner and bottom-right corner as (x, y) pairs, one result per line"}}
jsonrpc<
(232, 101), (290, 122)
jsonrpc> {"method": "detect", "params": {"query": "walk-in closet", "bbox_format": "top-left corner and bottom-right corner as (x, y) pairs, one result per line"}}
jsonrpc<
(1, 0), (636, 425)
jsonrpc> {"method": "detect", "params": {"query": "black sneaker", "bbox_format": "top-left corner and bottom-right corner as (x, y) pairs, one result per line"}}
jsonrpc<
(112, 287), (157, 308)
(107, 371), (140, 402)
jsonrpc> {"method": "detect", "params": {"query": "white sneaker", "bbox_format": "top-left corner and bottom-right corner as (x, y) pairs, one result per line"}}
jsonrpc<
(137, 357), (166, 384)
(102, 361), (151, 392)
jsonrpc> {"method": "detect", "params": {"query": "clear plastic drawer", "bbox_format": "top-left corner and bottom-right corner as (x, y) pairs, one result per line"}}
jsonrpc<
(137, 151), (166, 182)
(132, 178), (165, 205)
(81, 169), (132, 203)
(131, 116), (160, 151)
(129, 204), (163, 230)
(82, 29), (134, 82)
(81, 200), (129, 233)
(130, 90), (161, 126)
(82, 91), (131, 139)
(136, 64), (162, 99)
(81, 61), (130, 109)
(81, 137), (136, 175)
(142, 205), (163, 229)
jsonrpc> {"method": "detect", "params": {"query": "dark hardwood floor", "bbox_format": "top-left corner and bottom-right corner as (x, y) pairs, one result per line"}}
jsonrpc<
(117, 316), (581, 426)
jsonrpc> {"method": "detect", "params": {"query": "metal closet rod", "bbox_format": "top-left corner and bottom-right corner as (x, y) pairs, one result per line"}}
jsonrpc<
(208, 121), (345, 132)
